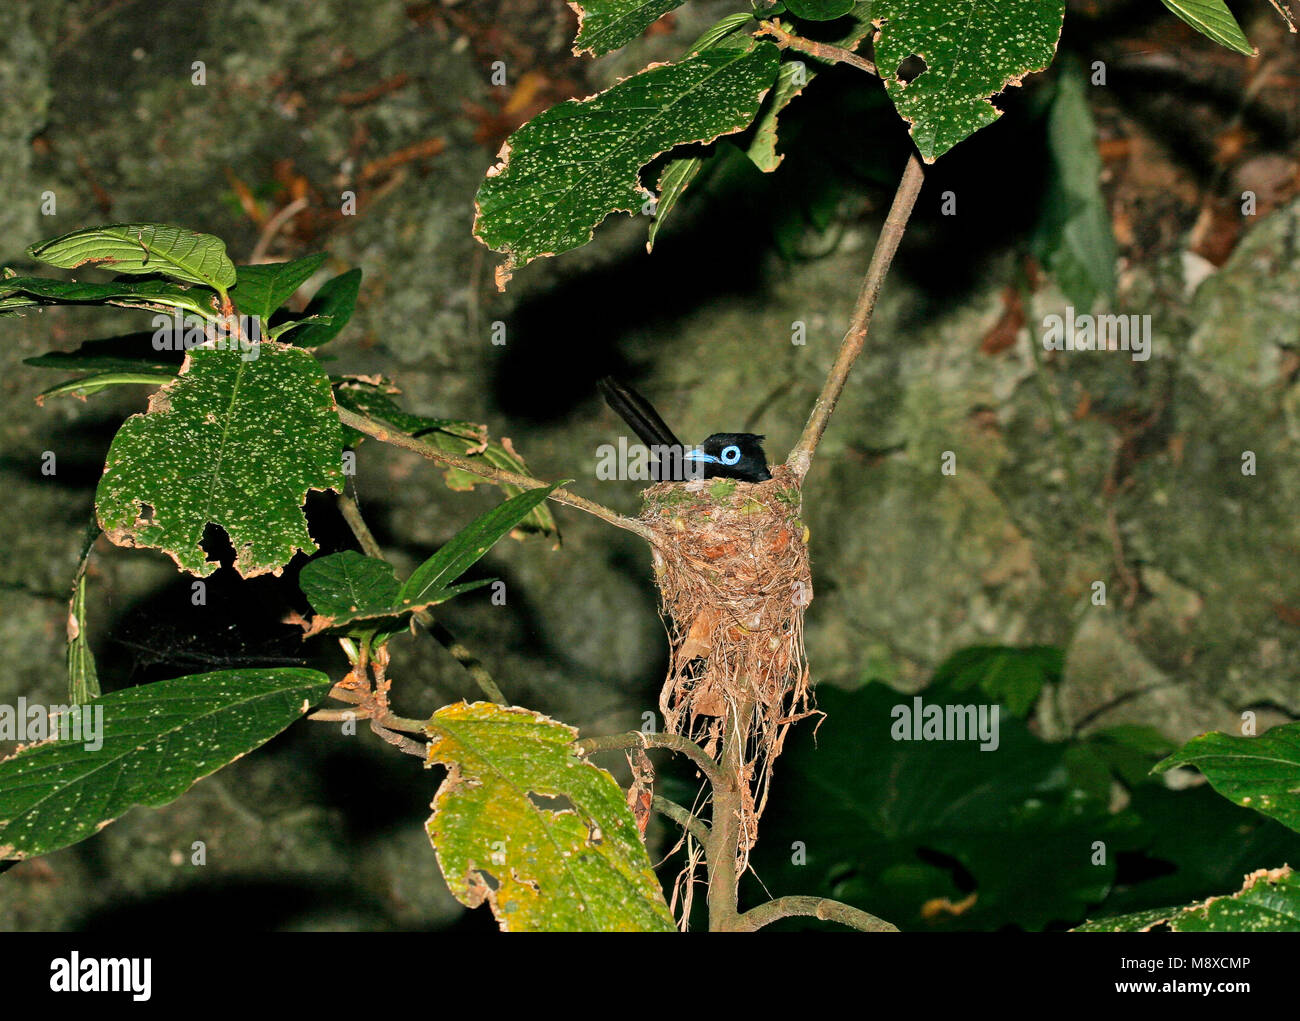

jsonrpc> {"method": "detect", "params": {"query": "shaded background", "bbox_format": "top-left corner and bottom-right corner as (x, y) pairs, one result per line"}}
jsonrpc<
(2, 0), (1299, 930)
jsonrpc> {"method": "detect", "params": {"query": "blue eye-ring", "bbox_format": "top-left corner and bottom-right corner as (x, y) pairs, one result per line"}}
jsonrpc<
(721, 444), (741, 465)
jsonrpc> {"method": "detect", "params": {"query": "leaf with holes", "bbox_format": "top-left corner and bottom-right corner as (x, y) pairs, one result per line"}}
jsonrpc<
(1158, 0), (1255, 56)
(872, 0), (1065, 162)
(1076, 866), (1300, 931)
(95, 343), (344, 578)
(0, 669), (331, 860)
(569, 0), (687, 56)
(425, 701), (676, 931)
(474, 42), (780, 286)
(1155, 721), (1300, 834)
(229, 254), (327, 321)
(27, 223), (237, 292)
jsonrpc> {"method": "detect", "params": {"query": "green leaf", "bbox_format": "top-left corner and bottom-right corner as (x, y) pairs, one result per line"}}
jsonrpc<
(0, 669), (331, 859)
(25, 332), (182, 375)
(67, 571), (99, 704)
(0, 276), (220, 320)
(229, 254), (327, 321)
(754, 683), (1123, 930)
(27, 224), (237, 291)
(785, 0), (854, 19)
(397, 485), (564, 609)
(686, 11), (756, 53)
(474, 42), (781, 284)
(745, 3), (875, 171)
(37, 371), (177, 402)
(295, 550), (489, 638)
(1076, 866), (1300, 931)
(648, 3), (875, 243)
(1099, 784), (1300, 917)
(1034, 57), (1116, 309)
(96, 344), (345, 578)
(747, 60), (812, 172)
(1158, 0), (1255, 56)
(570, 0), (686, 57)
(647, 155), (706, 250)
(425, 701), (676, 931)
(1155, 721), (1300, 833)
(275, 268), (361, 347)
(873, 0), (1066, 162)
(300, 550), (401, 620)
(930, 645), (1062, 717)
(1080, 724), (1176, 789)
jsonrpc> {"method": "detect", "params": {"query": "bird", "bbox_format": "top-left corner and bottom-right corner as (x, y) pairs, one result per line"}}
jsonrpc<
(598, 376), (772, 483)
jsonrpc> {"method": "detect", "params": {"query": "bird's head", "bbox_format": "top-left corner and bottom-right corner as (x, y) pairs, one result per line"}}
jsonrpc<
(685, 433), (772, 483)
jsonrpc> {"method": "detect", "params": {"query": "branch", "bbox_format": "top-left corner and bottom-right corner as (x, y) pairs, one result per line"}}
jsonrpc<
(573, 731), (722, 790)
(706, 697), (752, 931)
(786, 151), (926, 480)
(757, 19), (878, 76)
(652, 795), (710, 847)
(337, 406), (659, 543)
(735, 895), (899, 932)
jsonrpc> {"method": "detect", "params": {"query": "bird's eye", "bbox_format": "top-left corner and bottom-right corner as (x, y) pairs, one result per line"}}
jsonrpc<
(721, 444), (741, 465)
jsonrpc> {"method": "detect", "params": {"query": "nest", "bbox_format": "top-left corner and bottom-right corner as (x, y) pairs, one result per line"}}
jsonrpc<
(639, 464), (816, 855)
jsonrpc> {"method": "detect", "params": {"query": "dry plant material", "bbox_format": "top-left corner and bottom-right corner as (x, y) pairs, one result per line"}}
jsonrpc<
(639, 465), (816, 856)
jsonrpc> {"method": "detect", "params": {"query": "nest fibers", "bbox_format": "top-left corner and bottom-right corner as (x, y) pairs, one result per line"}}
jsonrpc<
(639, 464), (816, 856)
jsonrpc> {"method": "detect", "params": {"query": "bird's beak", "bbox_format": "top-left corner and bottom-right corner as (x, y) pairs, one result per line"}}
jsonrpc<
(684, 448), (719, 464)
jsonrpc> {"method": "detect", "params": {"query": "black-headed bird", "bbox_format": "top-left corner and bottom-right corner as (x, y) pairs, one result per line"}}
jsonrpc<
(598, 376), (772, 483)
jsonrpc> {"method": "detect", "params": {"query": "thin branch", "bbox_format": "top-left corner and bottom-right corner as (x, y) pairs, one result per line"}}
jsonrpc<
(249, 196), (310, 263)
(337, 406), (658, 543)
(573, 731), (722, 790)
(369, 718), (427, 758)
(735, 895), (899, 932)
(337, 492), (508, 704)
(757, 19), (878, 76)
(652, 795), (710, 846)
(1266, 0), (1297, 32)
(786, 151), (926, 480)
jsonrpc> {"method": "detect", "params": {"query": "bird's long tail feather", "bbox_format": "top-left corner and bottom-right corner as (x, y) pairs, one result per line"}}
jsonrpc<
(598, 376), (683, 451)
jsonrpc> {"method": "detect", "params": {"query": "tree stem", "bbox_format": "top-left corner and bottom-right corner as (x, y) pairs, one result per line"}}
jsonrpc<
(757, 19), (878, 76)
(707, 698), (753, 931)
(786, 151), (926, 480)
